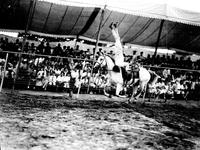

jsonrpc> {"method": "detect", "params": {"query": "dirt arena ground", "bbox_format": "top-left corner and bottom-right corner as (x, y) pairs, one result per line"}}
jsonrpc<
(0, 90), (200, 150)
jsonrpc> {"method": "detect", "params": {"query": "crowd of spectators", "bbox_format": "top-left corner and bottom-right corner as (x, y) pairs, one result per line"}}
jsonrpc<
(126, 50), (200, 70)
(0, 37), (200, 100)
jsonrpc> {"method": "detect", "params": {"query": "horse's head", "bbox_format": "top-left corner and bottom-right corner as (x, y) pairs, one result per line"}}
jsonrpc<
(94, 55), (106, 69)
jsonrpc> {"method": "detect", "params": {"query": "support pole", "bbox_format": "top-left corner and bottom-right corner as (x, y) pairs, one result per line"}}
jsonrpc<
(153, 19), (165, 63)
(73, 36), (78, 50)
(73, 36), (79, 57)
(87, 5), (106, 93)
(0, 53), (9, 93)
(12, 0), (36, 92)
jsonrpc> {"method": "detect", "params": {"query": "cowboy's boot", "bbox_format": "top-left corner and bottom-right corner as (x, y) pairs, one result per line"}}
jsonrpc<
(109, 22), (114, 29)
(114, 22), (119, 28)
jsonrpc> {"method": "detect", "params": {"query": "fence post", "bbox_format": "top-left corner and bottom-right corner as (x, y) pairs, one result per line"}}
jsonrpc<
(0, 53), (9, 93)
(87, 5), (106, 93)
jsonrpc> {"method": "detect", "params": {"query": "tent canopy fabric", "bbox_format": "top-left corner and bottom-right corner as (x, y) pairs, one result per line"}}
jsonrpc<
(1, 0), (200, 54)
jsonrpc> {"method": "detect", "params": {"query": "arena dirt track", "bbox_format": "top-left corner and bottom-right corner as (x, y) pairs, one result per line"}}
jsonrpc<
(0, 91), (200, 150)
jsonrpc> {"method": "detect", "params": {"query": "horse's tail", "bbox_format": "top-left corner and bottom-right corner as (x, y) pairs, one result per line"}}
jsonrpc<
(148, 71), (161, 86)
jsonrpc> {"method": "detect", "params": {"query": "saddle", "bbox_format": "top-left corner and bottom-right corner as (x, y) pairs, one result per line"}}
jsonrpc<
(121, 67), (132, 82)
(112, 65), (120, 72)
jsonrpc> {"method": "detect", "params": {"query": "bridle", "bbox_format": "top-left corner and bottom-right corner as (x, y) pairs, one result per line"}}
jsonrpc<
(100, 54), (116, 72)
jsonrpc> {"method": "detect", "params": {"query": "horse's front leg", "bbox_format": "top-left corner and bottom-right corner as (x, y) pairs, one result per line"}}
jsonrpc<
(128, 84), (138, 103)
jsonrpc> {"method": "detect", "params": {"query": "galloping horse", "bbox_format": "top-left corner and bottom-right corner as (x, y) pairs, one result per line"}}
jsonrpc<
(94, 53), (151, 102)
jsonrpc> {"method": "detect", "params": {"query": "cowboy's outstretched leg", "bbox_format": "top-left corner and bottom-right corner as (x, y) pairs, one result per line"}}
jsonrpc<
(110, 22), (124, 67)
(111, 22), (121, 46)
(109, 22), (127, 97)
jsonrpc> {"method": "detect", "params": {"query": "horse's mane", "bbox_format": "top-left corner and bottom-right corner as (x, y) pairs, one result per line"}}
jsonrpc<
(104, 54), (115, 64)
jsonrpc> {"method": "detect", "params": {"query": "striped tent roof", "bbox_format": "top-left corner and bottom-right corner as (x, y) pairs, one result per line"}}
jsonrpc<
(1, 0), (200, 54)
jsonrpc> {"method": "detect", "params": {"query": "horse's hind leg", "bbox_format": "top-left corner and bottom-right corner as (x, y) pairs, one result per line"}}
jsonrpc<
(135, 81), (147, 101)
(142, 84), (148, 101)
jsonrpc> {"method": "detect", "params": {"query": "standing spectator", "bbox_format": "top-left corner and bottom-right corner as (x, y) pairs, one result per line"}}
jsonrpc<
(29, 43), (36, 54)
(1, 38), (8, 51)
(37, 41), (45, 54)
(13, 39), (21, 52)
(186, 57), (192, 69)
(62, 46), (67, 56)
(23, 42), (29, 53)
(66, 46), (72, 56)
(154, 55), (161, 65)
(44, 42), (51, 55)
(137, 52), (145, 60)
(0, 38), (4, 51)
(54, 43), (62, 56)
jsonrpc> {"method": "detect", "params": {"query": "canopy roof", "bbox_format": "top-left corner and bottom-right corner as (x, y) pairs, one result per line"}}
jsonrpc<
(1, 0), (200, 54)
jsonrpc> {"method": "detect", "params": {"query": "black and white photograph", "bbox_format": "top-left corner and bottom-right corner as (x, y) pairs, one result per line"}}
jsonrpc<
(0, 0), (200, 149)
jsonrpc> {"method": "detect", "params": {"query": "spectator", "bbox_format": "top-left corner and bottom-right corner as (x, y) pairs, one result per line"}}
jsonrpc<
(54, 43), (62, 56)
(24, 42), (29, 53)
(13, 39), (21, 52)
(63, 72), (71, 89)
(48, 72), (57, 87)
(44, 42), (51, 55)
(37, 41), (45, 54)
(29, 43), (36, 54)
(62, 46), (67, 56)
